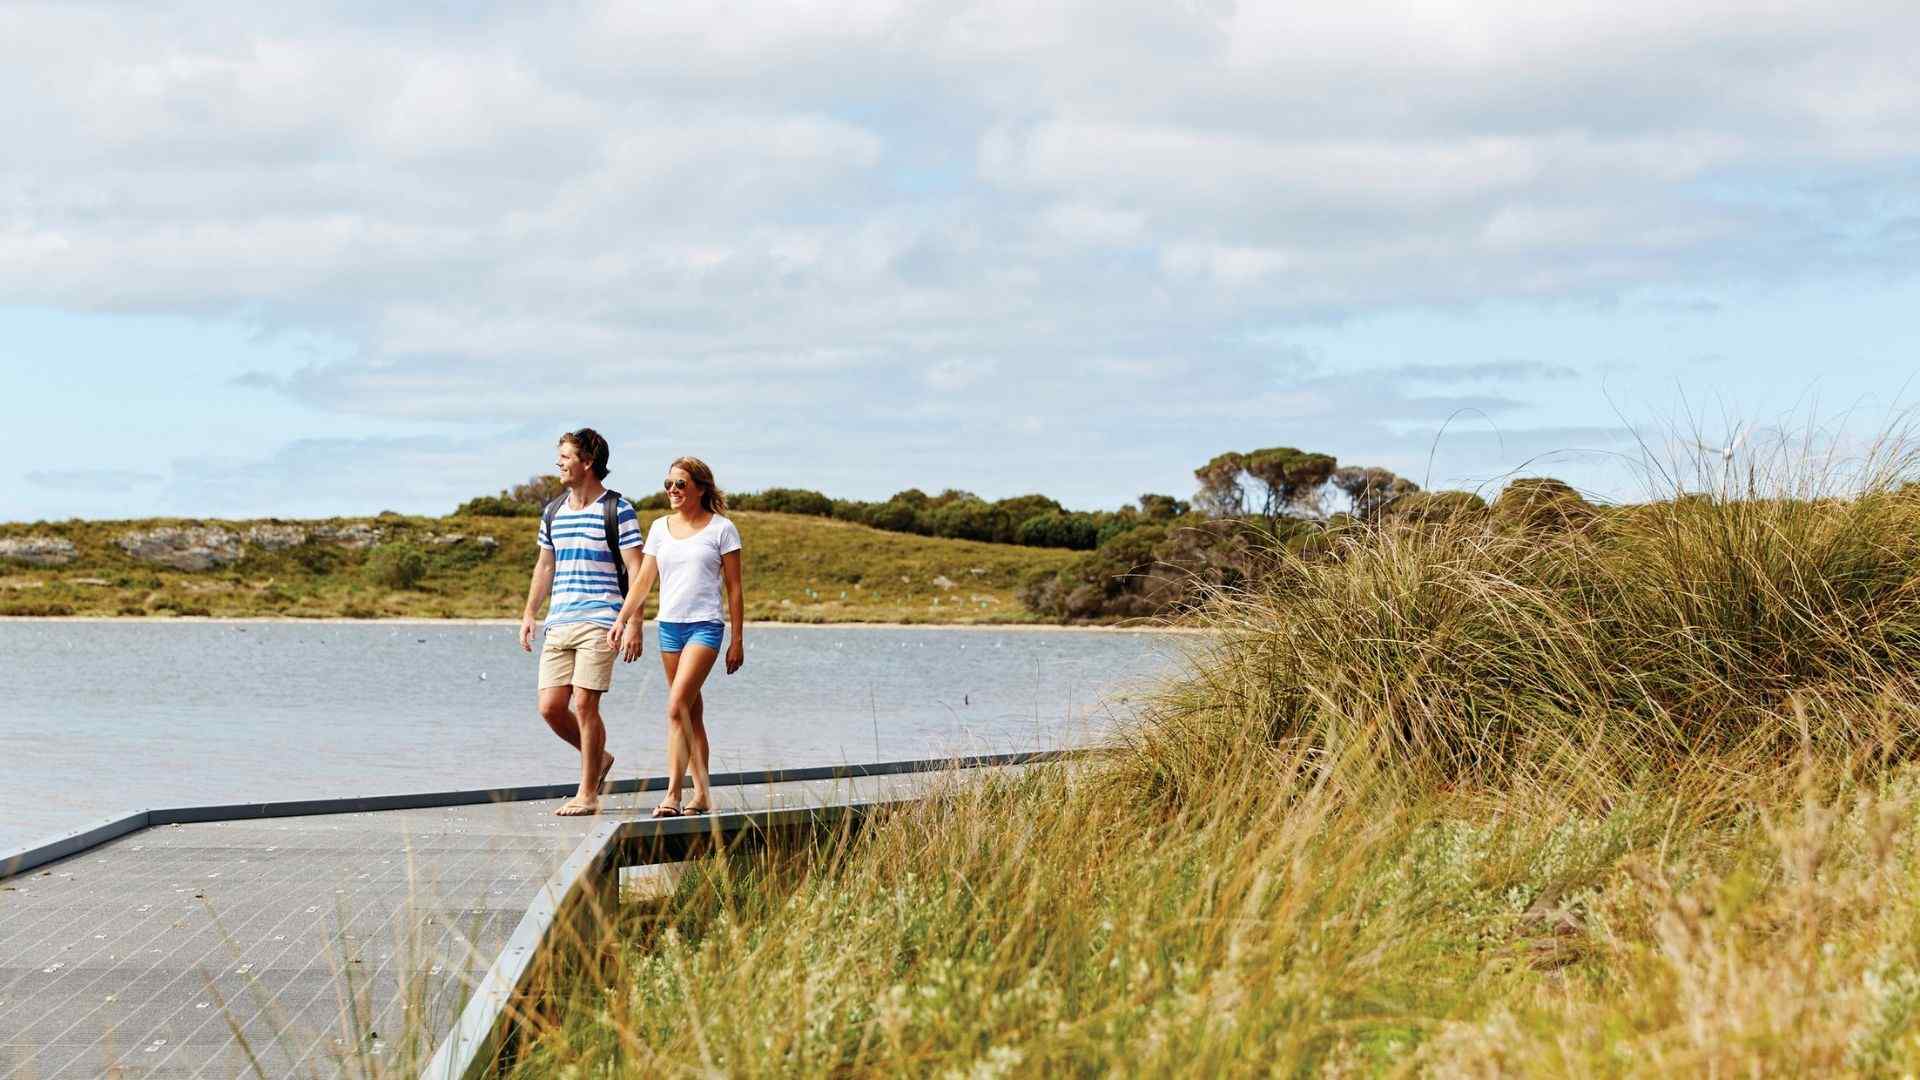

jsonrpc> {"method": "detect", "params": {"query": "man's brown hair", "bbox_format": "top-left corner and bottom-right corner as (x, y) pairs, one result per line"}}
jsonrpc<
(560, 428), (611, 481)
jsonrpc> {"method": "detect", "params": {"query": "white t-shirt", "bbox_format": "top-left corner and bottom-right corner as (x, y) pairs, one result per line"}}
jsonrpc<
(643, 514), (743, 623)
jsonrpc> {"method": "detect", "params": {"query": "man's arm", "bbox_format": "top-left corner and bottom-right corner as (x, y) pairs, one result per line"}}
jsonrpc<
(520, 548), (556, 652)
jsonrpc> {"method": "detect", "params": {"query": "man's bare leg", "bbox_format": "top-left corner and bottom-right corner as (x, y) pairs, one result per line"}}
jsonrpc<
(538, 686), (580, 747)
(552, 684), (610, 810)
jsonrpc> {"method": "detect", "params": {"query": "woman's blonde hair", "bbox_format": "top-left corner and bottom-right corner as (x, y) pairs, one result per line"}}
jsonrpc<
(669, 456), (727, 514)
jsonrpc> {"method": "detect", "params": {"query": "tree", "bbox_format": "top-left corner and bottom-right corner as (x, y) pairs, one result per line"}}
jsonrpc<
(1330, 466), (1420, 521)
(1194, 452), (1248, 517)
(454, 473), (566, 517)
(506, 475), (566, 507)
(1242, 447), (1337, 520)
(1137, 493), (1189, 521)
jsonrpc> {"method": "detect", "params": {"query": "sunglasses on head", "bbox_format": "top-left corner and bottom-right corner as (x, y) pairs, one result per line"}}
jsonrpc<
(663, 478), (691, 491)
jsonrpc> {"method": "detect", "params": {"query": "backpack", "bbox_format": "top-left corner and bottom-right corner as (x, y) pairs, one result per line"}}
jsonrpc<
(542, 490), (631, 598)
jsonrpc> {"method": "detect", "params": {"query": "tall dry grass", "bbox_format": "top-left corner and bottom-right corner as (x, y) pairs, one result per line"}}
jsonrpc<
(494, 440), (1920, 1076)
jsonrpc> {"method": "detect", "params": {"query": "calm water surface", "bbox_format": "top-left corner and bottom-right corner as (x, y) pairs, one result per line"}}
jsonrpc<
(0, 621), (1184, 850)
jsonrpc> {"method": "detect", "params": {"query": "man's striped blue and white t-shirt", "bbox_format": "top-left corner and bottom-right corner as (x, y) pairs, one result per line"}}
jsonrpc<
(538, 493), (642, 629)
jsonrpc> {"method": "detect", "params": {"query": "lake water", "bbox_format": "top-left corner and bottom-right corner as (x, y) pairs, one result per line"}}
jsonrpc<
(0, 621), (1186, 852)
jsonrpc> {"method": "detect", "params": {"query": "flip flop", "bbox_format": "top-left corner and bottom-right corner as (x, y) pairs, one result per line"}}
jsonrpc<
(681, 804), (709, 816)
(650, 803), (681, 818)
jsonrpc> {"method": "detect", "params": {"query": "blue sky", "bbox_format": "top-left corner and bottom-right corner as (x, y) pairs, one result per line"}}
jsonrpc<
(3, 1), (1918, 521)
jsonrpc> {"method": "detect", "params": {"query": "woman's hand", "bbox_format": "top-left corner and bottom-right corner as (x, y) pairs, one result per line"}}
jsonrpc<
(726, 636), (744, 675)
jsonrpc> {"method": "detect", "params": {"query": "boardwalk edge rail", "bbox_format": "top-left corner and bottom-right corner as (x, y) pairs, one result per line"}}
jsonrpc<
(420, 751), (1079, 1080)
(0, 749), (1082, 882)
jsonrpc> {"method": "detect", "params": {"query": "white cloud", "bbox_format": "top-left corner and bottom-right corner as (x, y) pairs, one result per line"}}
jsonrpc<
(1, 0), (1916, 512)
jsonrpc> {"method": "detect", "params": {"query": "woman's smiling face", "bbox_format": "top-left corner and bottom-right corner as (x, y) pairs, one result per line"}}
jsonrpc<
(664, 465), (698, 511)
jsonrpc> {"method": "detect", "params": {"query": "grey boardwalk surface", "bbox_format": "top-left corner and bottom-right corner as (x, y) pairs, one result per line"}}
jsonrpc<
(0, 768), (983, 1079)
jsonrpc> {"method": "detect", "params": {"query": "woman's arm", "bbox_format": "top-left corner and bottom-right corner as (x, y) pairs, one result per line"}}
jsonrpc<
(722, 549), (744, 674)
(610, 553), (659, 661)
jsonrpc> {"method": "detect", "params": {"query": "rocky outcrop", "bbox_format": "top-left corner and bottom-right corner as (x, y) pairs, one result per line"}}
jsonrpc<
(310, 524), (382, 550)
(244, 524), (308, 550)
(0, 536), (77, 567)
(115, 527), (243, 571)
(425, 532), (498, 548)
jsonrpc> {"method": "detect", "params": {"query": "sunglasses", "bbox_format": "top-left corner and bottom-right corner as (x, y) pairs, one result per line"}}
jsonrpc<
(663, 478), (691, 491)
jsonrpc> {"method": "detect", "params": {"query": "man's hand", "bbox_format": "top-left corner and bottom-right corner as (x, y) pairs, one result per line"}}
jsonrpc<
(610, 621), (645, 663)
(519, 615), (537, 652)
(725, 637), (744, 675)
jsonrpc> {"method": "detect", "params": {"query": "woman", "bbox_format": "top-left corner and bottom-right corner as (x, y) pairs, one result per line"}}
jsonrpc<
(611, 456), (744, 817)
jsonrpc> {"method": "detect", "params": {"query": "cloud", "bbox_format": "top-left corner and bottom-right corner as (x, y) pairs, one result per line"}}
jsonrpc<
(160, 432), (542, 518)
(1381, 361), (1580, 384)
(2, 1), (1915, 512)
(25, 467), (165, 493)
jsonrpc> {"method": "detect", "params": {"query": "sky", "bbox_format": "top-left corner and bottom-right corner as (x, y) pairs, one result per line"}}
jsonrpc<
(3, 0), (1918, 522)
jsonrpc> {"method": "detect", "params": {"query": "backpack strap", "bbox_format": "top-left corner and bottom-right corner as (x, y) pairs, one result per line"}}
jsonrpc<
(601, 491), (631, 600)
(541, 495), (566, 548)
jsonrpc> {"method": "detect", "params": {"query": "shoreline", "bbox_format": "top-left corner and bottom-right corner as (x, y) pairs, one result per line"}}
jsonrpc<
(0, 615), (1194, 633)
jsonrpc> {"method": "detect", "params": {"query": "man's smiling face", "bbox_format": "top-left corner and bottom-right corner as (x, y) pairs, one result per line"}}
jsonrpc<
(556, 441), (589, 486)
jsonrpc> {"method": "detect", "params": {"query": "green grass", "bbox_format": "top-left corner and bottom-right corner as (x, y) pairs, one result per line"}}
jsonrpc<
(487, 443), (1920, 1076)
(0, 510), (1077, 623)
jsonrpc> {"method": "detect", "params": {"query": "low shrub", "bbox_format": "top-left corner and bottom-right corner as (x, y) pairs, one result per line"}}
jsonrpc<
(366, 543), (428, 590)
(1, 601), (74, 616)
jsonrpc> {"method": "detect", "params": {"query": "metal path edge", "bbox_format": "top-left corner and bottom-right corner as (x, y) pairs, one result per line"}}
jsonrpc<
(420, 798), (909, 1080)
(421, 755), (1067, 1079)
(0, 750), (1084, 882)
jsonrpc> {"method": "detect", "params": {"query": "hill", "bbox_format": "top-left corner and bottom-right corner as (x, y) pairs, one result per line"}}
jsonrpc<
(0, 510), (1077, 623)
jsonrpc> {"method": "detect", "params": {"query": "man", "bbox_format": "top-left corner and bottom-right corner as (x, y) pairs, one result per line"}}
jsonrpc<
(519, 428), (645, 816)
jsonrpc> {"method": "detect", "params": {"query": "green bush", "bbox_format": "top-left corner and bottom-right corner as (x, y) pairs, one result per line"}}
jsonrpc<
(367, 543), (429, 590)
(735, 488), (835, 516)
(925, 498), (1008, 543)
(867, 500), (926, 534)
(994, 493), (1065, 524)
(454, 495), (539, 517)
(1015, 511), (1100, 550)
(290, 543), (341, 575)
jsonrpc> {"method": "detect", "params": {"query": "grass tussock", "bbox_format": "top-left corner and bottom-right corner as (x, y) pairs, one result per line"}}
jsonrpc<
(493, 442), (1920, 1076)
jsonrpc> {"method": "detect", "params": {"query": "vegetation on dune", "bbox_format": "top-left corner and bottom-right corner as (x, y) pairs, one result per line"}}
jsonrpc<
(0, 511), (1074, 623)
(498, 443), (1920, 1076)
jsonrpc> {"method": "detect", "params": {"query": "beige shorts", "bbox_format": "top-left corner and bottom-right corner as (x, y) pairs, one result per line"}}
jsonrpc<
(538, 621), (617, 692)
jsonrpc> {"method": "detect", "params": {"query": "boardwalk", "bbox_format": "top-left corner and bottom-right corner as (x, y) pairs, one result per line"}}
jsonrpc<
(0, 763), (1015, 1079)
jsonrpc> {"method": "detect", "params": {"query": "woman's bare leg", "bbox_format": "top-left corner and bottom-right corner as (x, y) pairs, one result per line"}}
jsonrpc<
(659, 649), (686, 811)
(668, 645), (720, 810)
(686, 689), (711, 809)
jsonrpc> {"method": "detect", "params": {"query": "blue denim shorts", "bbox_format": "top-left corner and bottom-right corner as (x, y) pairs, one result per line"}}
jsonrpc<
(657, 620), (725, 653)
